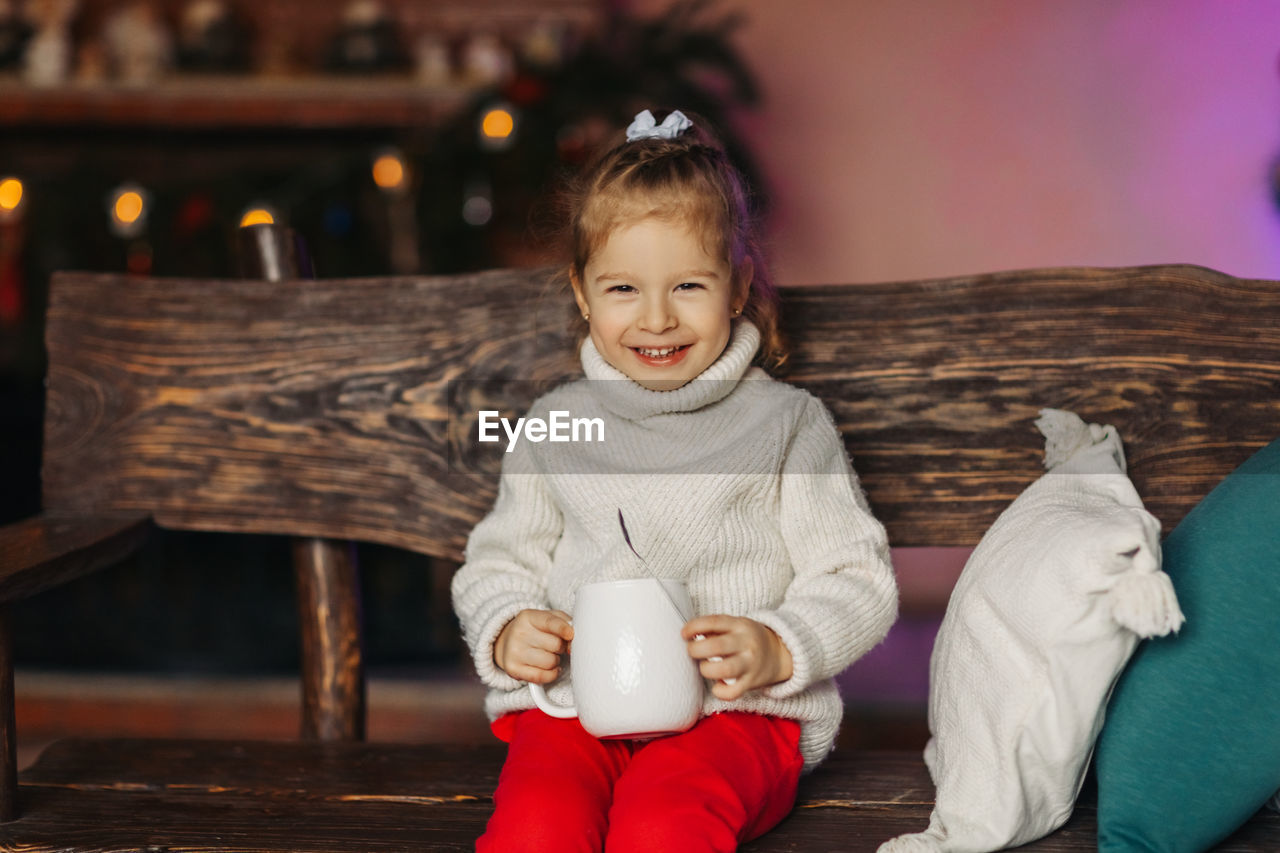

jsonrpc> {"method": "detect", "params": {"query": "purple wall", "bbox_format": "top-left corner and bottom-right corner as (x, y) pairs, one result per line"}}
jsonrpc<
(633, 0), (1280, 285)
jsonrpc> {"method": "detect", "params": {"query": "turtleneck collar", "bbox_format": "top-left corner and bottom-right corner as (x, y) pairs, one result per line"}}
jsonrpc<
(579, 320), (761, 420)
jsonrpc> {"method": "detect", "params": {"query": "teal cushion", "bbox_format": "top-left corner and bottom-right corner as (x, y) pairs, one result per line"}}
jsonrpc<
(1095, 437), (1280, 852)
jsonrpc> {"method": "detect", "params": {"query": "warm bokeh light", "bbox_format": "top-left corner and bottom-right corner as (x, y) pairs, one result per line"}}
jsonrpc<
(481, 108), (515, 139)
(107, 184), (149, 237)
(372, 153), (406, 190)
(240, 208), (275, 227)
(0, 178), (22, 212)
(113, 190), (145, 226)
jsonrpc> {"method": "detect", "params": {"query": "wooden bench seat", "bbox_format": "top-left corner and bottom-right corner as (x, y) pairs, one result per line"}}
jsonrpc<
(3, 231), (1279, 850)
(12, 740), (1280, 851)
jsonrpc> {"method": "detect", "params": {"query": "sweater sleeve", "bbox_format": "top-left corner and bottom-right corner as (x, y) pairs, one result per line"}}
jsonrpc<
(747, 395), (898, 700)
(450, 435), (564, 693)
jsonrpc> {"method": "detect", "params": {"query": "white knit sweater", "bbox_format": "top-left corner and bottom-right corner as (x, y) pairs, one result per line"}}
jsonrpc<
(451, 320), (898, 770)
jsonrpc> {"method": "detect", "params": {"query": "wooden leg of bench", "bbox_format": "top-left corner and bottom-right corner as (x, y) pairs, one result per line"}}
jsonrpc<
(0, 606), (17, 821)
(293, 538), (366, 742)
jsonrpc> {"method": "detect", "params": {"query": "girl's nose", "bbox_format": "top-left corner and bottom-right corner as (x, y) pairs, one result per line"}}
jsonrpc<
(638, 295), (676, 332)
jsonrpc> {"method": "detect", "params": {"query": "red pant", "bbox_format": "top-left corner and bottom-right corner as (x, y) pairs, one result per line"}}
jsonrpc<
(477, 709), (803, 853)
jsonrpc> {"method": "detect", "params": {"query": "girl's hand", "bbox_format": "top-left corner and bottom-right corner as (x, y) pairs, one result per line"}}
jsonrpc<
(682, 615), (794, 701)
(494, 609), (574, 684)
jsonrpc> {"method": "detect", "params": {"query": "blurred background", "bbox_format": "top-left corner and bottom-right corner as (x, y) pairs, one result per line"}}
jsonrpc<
(4, 0), (1280, 765)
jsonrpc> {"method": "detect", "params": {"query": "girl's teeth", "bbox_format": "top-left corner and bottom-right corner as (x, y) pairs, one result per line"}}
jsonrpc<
(638, 346), (680, 357)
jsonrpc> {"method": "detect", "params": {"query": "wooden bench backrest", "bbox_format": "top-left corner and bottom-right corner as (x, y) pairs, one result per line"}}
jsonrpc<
(42, 264), (1280, 557)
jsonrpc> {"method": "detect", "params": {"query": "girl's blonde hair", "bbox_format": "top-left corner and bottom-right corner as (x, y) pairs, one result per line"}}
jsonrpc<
(558, 110), (787, 371)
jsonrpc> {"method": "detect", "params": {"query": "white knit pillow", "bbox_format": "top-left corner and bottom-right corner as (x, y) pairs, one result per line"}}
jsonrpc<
(879, 409), (1184, 853)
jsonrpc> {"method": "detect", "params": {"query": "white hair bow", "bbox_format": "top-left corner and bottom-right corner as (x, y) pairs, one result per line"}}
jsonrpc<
(626, 109), (692, 142)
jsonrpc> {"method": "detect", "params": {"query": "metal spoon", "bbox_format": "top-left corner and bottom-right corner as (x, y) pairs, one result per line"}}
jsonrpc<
(618, 509), (690, 622)
(618, 509), (734, 684)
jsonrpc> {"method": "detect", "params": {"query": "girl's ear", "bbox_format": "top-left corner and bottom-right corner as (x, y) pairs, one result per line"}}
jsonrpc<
(733, 256), (754, 313)
(570, 269), (591, 319)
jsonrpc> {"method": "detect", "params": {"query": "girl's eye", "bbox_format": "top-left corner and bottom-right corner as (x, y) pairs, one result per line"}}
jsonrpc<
(605, 284), (636, 294)
(676, 282), (704, 291)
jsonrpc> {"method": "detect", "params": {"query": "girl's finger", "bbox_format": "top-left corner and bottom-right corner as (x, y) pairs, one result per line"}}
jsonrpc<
(527, 629), (569, 655)
(694, 639), (743, 688)
(698, 656), (739, 682)
(523, 666), (562, 685)
(536, 610), (575, 640)
(520, 647), (562, 672)
(681, 614), (738, 639)
(710, 678), (747, 701)
(687, 632), (737, 660)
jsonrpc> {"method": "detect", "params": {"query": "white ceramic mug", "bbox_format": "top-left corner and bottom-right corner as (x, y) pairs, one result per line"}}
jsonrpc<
(529, 578), (704, 739)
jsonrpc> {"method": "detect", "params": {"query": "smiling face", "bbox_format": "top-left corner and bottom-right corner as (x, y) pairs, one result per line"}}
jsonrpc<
(573, 217), (750, 391)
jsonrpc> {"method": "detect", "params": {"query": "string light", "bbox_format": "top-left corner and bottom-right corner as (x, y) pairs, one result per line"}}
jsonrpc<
(108, 183), (150, 238)
(481, 108), (514, 139)
(126, 241), (153, 276)
(462, 178), (493, 227)
(114, 192), (144, 225)
(0, 177), (23, 216)
(479, 105), (517, 151)
(239, 206), (276, 227)
(372, 150), (408, 192)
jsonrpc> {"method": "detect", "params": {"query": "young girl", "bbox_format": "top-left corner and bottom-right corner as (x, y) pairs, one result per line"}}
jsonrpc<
(451, 109), (898, 852)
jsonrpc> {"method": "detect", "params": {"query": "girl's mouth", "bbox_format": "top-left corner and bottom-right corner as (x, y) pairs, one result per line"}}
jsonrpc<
(631, 344), (692, 366)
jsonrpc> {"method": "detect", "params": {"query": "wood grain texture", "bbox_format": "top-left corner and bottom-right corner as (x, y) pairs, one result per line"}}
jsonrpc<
(41, 267), (580, 560)
(779, 265), (1280, 544)
(235, 222), (368, 746)
(10, 740), (1279, 851)
(0, 513), (151, 605)
(41, 264), (1280, 554)
(294, 539), (366, 743)
(0, 511), (149, 823)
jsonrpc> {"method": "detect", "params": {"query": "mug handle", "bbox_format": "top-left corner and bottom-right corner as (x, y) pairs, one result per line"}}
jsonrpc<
(528, 681), (578, 719)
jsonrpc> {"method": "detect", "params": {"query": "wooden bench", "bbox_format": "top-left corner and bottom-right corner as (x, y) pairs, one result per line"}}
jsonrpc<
(3, 242), (1279, 850)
